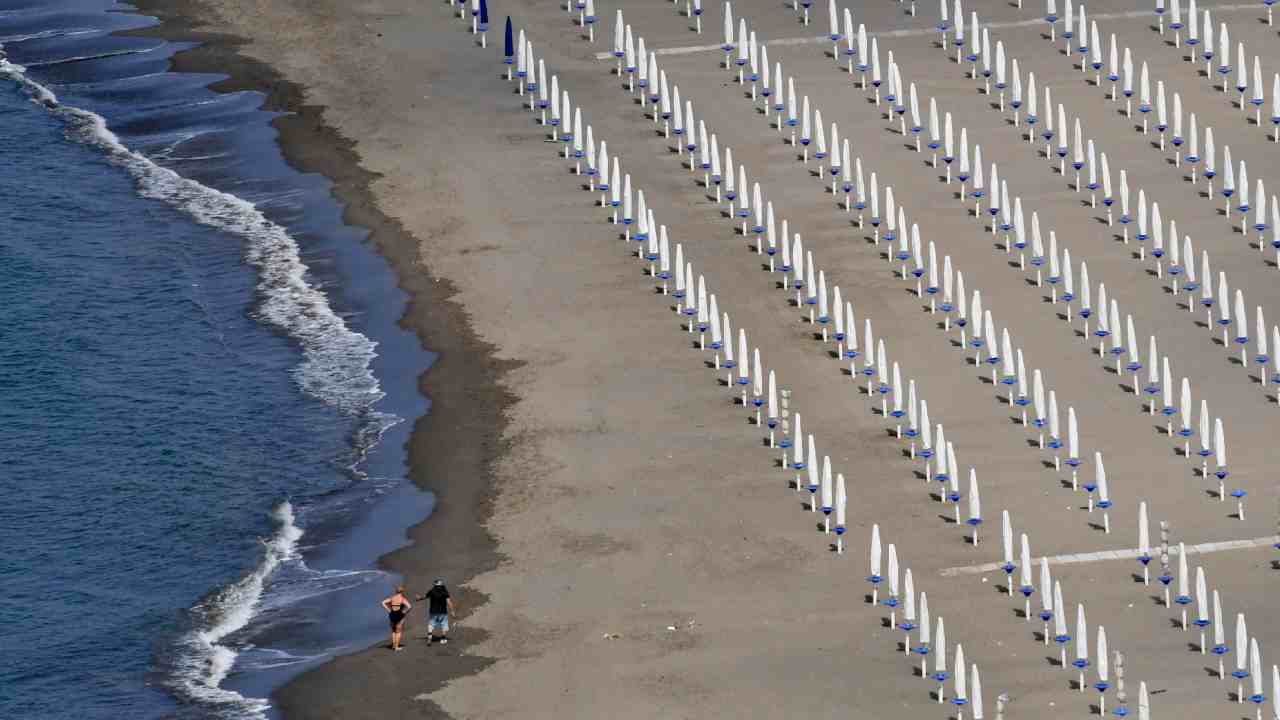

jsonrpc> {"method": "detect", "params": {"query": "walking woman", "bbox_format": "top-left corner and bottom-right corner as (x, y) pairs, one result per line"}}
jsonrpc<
(381, 585), (412, 651)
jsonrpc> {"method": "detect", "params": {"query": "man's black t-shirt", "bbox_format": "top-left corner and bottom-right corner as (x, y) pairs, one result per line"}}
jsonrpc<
(426, 586), (450, 614)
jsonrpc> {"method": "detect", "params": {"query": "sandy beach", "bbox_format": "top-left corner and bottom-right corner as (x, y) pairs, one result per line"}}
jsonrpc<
(138, 0), (1280, 718)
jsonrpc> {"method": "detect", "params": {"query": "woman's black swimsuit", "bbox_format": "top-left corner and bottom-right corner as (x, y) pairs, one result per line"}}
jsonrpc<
(388, 602), (407, 628)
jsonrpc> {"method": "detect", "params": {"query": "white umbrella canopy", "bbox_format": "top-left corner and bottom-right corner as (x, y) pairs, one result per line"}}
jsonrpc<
(789, 412), (803, 478)
(1019, 531), (1034, 590)
(820, 455), (834, 531)
(1139, 500), (1152, 583)
(833, 285), (845, 346)
(1033, 369), (1047, 446)
(1257, 306), (1269, 373)
(1212, 589), (1226, 671)
(887, 542), (902, 616)
(1001, 510), (1015, 594)
(1031, 558), (1051, 643)
(1146, 336), (1160, 407)
(1097, 455), (1112, 534)
(1049, 390), (1061, 456)
(1089, 450), (1104, 509)
(1273, 666), (1280, 720)
(928, 416), (946, 478)
(751, 348), (764, 421)
(736, 328), (749, 394)
(766, 370), (778, 441)
(1053, 579), (1068, 652)
(1074, 602), (1091, 692)
(805, 435), (819, 508)
(1194, 566), (1210, 651)
(1250, 637), (1263, 703)
(966, 468), (982, 545)
(903, 569), (917, 643)
(919, 590), (931, 651)
(720, 0), (734, 58)
(971, 664), (984, 720)
(1233, 290), (1249, 363)
(1067, 406), (1080, 487)
(869, 523), (884, 600)
(1161, 357), (1175, 430)
(934, 616), (949, 698)
(708, 295), (722, 350)
(1214, 417), (1227, 483)
(929, 101), (943, 167)
(891, 362), (905, 434)
(1232, 613), (1251, 703)
(1097, 625), (1110, 686)
(835, 473), (847, 549)
(954, 644), (968, 703)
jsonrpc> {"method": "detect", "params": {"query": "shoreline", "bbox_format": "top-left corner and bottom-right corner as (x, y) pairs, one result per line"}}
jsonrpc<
(80, 0), (1280, 718)
(123, 1), (513, 716)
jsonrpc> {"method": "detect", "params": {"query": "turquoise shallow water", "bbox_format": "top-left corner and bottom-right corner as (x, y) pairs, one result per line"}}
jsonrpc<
(0, 2), (432, 717)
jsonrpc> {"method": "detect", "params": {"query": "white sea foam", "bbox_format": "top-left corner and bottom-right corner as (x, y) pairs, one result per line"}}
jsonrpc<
(0, 54), (403, 718)
(170, 502), (304, 718)
(0, 56), (394, 421)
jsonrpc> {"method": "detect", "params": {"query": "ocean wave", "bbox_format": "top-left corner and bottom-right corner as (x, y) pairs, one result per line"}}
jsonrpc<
(168, 502), (304, 719)
(0, 52), (404, 718)
(0, 55), (394, 424)
(0, 27), (99, 45)
(21, 46), (159, 68)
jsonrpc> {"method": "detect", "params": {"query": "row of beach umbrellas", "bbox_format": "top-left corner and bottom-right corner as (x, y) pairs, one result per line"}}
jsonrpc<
(711, 1), (1258, 522)
(511, 25), (895, 558)
(500, 7), (1276, 719)
(863, 0), (1280, 439)
(928, 1), (1280, 413)
(606, 9), (1029, 546)
(653, 1), (1278, 709)
(604, 2), (1264, 594)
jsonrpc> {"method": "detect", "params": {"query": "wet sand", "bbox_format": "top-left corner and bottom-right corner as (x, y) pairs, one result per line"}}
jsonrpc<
(137, 0), (1280, 718)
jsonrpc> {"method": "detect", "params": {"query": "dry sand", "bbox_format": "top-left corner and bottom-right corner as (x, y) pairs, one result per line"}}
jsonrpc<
(141, 0), (1280, 718)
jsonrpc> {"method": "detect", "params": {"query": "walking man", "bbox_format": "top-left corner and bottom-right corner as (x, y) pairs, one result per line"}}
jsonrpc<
(419, 578), (455, 644)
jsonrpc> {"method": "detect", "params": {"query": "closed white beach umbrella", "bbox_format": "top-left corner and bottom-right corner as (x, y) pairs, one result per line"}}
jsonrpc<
(820, 455), (834, 531)
(1138, 501), (1151, 583)
(1074, 602), (1090, 692)
(935, 617), (948, 699)
(1040, 557), (1053, 640)
(967, 469), (982, 545)
(1001, 510), (1015, 595)
(1096, 627), (1110, 710)
(835, 473), (847, 550)
(971, 664), (984, 720)
(869, 523), (883, 601)
(1053, 581), (1068, 666)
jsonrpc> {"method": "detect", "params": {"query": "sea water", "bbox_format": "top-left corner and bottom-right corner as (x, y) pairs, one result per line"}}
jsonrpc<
(0, 1), (432, 718)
